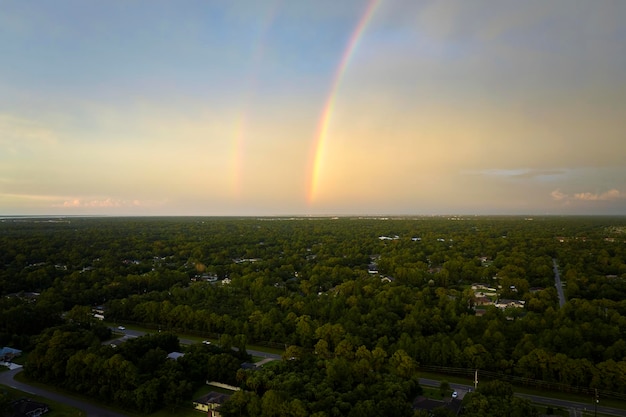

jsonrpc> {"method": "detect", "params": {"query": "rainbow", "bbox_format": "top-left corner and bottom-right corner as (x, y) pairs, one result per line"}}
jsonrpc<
(229, 1), (280, 199)
(307, 0), (381, 204)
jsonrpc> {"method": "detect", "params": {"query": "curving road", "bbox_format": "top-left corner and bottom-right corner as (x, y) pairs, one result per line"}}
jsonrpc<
(553, 258), (566, 308)
(1, 327), (278, 417)
(0, 367), (128, 417)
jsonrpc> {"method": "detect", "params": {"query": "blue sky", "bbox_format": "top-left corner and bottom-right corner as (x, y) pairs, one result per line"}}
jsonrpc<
(1, 1), (625, 215)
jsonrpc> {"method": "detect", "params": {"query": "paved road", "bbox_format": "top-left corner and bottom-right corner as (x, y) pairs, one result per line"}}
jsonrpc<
(0, 328), (277, 417)
(419, 378), (626, 417)
(0, 367), (128, 417)
(113, 327), (282, 360)
(553, 258), (566, 307)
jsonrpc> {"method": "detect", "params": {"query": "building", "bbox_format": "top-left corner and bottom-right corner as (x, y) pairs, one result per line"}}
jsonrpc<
(495, 299), (525, 310)
(1, 347), (22, 362)
(167, 351), (184, 360)
(11, 399), (49, 417)
(193, 392), (231, 417)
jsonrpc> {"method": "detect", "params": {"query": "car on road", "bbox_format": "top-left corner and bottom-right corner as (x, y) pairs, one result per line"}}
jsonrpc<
(202, 340), (211, 345)
(452, 391), (458, 399)
(117, 326), (126, 331)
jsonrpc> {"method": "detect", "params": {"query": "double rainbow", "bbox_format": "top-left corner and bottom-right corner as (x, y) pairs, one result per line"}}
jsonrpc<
(307, 0), (381, 204)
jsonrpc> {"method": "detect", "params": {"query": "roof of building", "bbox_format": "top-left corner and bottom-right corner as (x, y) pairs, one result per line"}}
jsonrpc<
(194, 392), (231, 406)
(0, 347), (22, 356)
(167, 351), (185, 360)
(11, 398), (49, 417)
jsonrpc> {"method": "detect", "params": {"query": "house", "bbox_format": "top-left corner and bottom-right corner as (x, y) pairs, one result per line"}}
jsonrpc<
(495, 299), (525, 310)
(167, 351), (184, 360)
(471, 284), (497, 293)
(193, 392), (231, 416)
(1, 347), (22, 362)
(474, 296), (493, 306)
(11, 399), (49, 417)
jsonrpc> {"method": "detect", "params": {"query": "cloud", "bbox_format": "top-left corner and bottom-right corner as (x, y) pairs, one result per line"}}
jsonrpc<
(0, 192), (62, 202)
(58, 198), (142, 208)
(475, 169), (566, 180)
(550, 189), (568, 201)
(574, 189), (623, 201)
(551, 189), (624, 202)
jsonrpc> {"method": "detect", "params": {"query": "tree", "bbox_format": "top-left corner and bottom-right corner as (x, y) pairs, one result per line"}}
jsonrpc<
(0, 389), (12, 417)
(439, 380), (450, 398)
(389, 349), (417, 379)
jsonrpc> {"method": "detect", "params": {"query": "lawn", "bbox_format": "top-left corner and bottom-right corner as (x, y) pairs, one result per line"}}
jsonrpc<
(0, 384), (87, 417)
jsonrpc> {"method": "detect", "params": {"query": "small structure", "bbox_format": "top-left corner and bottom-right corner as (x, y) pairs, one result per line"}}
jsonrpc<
(474, 296), (493, 306)
(11, 398), (49, 417)
(167, 351), (184, 360)
(193, 392), (230, 416)
(495, 299), (525, 310)
(1, 347), (22, 362)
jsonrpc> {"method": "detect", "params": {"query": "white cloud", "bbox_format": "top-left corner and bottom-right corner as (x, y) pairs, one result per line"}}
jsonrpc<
(551, 189), (624, 202)
(550, 189), (568, 201)
(58, 198), (143, 208)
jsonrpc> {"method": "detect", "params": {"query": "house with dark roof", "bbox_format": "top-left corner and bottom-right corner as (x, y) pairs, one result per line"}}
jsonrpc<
(193, 392), (231, 417)
(11, 398), (49, 417)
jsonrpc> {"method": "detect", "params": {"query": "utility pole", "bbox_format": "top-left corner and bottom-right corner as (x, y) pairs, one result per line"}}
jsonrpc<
(594, 388), (599, 417)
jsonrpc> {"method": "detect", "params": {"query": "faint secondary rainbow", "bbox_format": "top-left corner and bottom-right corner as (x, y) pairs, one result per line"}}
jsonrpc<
(229, 1), (280, 199)
(307, 0), (381, 204)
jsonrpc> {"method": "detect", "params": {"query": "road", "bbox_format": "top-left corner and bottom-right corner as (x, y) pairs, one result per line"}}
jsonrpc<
(114, 327), (282, 360)
(0, 328), (278, 417)
(419, 378), (626, 417)
(553, 258), (566, 307)
(0, 367), (128, 417)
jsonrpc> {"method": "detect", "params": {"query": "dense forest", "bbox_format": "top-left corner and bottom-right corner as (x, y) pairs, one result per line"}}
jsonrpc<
(2, 216), (626, 415)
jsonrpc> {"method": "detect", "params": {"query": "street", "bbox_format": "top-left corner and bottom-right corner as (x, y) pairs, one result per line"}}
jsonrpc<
(112, 327), (282, 360)
(419, 378), (626, 417)
(0, 367), (128, 417)
(553, 258), (566, 307)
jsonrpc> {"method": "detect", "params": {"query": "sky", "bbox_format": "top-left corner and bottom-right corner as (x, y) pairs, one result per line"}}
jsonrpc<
(1, 0), (625, 216)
